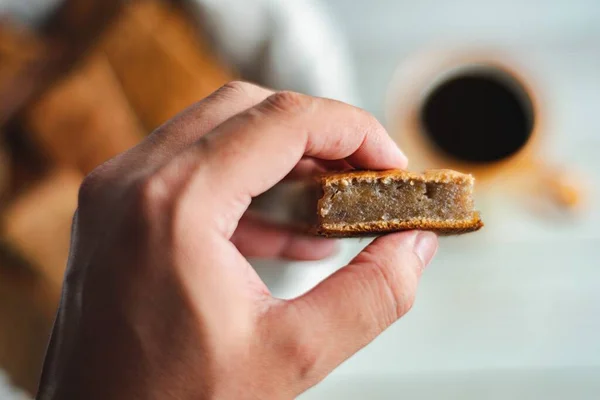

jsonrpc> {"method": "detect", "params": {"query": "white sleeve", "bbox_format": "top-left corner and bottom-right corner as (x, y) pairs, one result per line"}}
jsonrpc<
(185, 0), (359, 105)
(0, 0), (64, 27)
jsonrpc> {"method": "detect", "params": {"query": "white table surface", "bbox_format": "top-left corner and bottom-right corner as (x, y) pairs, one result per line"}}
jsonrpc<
(2, 0), (598, 398)
(254, 0), (600, 398)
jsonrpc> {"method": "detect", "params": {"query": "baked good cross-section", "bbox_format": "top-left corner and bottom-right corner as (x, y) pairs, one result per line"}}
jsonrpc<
(249, 169), (483, 237)
(315, 169), (483, 237)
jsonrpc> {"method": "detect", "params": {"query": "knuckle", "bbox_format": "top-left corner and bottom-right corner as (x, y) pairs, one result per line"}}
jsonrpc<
(217, 80), (257, 98)
(360, 108), (385, 131)
(282, 334), (320, 383)
(264, 91), (312, 114)
(78, 170), (102, 209)
(264, 305), (322, 385)
(135, 173), (172, 219)
(359, 111), (385, 141)
(354, 108), (386, 141)
(355, 251), (417, 322)
(329, 135), (347, 154)
(394, 283), (416, 316)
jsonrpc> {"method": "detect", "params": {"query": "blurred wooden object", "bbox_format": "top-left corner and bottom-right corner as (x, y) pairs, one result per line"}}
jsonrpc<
(1, 169), (82, 299)
(0, 22), (44, 92)
(0, 256), (55, 394)
(24, 51), (144, 174)
(101, 0), (233, 130)
(1, 120), (51, 204)
(0, 0), (125, 125)
(0, 21), (46, 126)
(0, 138), (9, 203)
(41, 0), (124, 42)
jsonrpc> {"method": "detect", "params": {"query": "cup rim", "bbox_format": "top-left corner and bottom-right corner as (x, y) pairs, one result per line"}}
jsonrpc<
(384, 45), (544, 176)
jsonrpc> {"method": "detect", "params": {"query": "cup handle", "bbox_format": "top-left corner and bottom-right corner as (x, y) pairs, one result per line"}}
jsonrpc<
(528, 160), (586, 211)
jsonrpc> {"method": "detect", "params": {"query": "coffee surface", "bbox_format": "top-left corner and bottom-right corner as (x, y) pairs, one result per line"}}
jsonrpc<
(421, 72), (534, 163)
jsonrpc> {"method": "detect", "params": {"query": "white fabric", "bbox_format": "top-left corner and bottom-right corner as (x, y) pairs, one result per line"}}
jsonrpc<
(0, 371), (30, 400)
(0, 0), (62, 26)
(184, 0), (359, 105)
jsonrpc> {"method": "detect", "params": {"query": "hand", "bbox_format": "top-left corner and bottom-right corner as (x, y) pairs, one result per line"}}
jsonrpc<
(37, 82), (438, 399)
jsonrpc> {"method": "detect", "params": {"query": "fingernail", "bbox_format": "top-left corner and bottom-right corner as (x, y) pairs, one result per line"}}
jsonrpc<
(412, 231), (438, 268)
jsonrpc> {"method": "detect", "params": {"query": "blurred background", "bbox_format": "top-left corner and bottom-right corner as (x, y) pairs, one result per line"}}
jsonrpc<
(0, 0), (598, 398)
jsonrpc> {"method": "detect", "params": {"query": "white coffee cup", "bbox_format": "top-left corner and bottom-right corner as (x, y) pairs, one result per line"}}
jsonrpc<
(385, 45), (585, 213)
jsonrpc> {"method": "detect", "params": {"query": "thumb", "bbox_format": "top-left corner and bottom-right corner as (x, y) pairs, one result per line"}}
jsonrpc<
(281, 231), (438, 389)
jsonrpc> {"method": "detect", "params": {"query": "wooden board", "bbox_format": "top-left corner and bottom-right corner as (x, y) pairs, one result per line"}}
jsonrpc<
(0, 256), (55, 394)
(100, 0), (234, 131)
(0, 22), (44, 88)
(0, 137), (9, 204)
(1, 169), (82, 298)
(24, 51), (145, 174)
(0, 20), (47, 126)
(0, 0), (125, 125)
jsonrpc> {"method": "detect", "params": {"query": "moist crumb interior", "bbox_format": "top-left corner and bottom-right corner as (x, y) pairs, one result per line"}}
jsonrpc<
(319, 177), (474, 225)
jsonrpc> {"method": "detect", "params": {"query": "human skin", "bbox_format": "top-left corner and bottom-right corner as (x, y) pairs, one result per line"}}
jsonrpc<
(37, 82), (438, 399)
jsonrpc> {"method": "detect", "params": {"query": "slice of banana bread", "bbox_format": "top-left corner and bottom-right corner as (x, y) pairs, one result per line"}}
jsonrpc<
(315, 169), (483, 237)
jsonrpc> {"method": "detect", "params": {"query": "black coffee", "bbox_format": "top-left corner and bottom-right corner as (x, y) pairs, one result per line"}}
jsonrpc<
(420, 70), (534, 163)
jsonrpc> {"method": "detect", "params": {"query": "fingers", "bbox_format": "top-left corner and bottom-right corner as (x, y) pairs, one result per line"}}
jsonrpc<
(81, 81), (274, 190)
(135, 81), (274, 165)
(282, 159), (326, 181)
(202, 92), (408, 201)
(276, 231), (438, 387)
(134, 89), (408, 240)
(231, 215), (337, 261)
(283, 158), (353, 181)
(177, 92), (408, 233)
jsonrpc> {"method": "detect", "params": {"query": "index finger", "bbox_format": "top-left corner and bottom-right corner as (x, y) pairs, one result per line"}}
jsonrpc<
(201, 91), (408, 201)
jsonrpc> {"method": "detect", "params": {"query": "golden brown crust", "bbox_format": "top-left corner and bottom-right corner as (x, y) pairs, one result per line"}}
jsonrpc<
(315, 213), (484, 237)
(319, 168), (475, 186)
